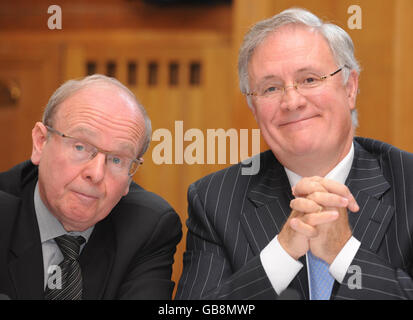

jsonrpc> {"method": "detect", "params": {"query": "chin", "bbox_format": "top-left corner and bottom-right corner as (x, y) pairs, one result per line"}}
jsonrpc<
(58, 207), (94, 228)
(293, 142), (318, 154)
(281, 136), (320, 156)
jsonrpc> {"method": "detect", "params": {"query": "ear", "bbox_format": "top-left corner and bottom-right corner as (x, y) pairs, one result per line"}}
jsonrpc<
(122, 178), (131, 196)
(248, 99), (258, 121)
(345, 70), (359, 111)
(31, 122), (48, 165)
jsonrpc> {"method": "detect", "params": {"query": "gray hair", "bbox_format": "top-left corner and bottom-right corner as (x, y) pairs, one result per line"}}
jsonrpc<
(43, 74), (152, 158)
(238, 7), (361, 127)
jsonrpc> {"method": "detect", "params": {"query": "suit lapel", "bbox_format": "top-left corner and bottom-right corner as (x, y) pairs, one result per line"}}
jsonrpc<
(243, 164), (291, 253)
(80, 214), (115, 299)
(346, 141), (393, 252)
(241, 151), (309, 299)
(331, 141), (394, 299)
(240, 141), (394, 299)
(8, 178), (44, 299)
(2, 161), (118, 300)
(244, 143), (394, 255)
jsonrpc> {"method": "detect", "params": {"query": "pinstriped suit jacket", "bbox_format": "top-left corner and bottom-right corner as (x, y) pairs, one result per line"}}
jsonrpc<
(176, 137), (413, 300)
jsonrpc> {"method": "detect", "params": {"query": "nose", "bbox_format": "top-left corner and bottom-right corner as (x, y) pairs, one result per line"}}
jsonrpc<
(279, 85), (307, 111)
(81, 152), (106, 184)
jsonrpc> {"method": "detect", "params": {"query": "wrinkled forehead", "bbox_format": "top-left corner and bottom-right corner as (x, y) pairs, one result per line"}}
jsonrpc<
(255, 23), (330, 56)
(54, 84), (146, 151)
(55, 82), (143, 124)
(258, 23), (334, 59)
(249, 24), (336, 74)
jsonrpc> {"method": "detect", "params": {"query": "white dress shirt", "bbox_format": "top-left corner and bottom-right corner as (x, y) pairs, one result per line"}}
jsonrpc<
(260, 143), (361, 296)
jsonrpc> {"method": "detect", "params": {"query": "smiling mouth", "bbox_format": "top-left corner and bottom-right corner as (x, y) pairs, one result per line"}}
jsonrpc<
(279, 115), (320, 127)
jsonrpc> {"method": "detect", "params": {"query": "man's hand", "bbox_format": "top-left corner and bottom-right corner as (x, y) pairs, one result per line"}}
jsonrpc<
(278, 205), (340, 260)
(291, 177), (359, 264)
(289, 177), (359, 264)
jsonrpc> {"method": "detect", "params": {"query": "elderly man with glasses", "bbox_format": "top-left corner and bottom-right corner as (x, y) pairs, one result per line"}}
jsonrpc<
(0, 74), (182, 300)
(176, 8), (413, 300)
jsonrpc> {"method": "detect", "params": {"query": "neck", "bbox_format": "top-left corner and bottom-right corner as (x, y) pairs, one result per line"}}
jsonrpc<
(280, 138), (353, 178)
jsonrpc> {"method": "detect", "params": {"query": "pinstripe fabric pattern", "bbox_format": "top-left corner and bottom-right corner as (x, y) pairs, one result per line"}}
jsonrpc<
(45, 235), (85, 300)
(176, 137), (413, 300)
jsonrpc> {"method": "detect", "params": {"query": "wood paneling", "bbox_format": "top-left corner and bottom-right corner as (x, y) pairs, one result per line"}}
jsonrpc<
(0, 40), (62, 171)
(392, 0), (413, 151)
(0, 0), (231, 32)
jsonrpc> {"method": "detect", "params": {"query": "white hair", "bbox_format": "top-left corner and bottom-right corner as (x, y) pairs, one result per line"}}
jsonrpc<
(238, 7), (361, 127)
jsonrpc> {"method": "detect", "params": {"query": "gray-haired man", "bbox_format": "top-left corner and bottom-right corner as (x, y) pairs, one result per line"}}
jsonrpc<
(176, 8), (413, 300)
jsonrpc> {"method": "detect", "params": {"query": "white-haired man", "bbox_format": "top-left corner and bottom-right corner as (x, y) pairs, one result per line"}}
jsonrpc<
(176, 8), (413, 300)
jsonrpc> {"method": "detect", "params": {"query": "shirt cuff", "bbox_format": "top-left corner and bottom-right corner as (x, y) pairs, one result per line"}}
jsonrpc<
(329, 236), (361, 283)
(260, 235), (303, 295)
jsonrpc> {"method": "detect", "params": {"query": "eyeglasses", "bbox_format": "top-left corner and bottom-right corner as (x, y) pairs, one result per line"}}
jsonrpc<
(244, 66), (349, 100)
(45, 125), (143, 177)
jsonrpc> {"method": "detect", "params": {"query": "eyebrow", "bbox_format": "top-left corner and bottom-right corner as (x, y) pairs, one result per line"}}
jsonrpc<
(117, 142), (138, 159)
(67, 127), (97, 138)
(294, 67), (321, 74)
(260, 67), (322, 81)
(67, 127), (137, 158)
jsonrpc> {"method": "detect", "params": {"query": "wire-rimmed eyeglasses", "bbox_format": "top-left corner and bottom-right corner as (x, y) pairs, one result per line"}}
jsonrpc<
(244, 65), (349, 100)
(45, 125), (143, 177)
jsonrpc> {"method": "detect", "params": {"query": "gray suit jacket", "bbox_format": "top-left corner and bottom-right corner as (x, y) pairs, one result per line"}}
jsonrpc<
(176, 137), (413, 299)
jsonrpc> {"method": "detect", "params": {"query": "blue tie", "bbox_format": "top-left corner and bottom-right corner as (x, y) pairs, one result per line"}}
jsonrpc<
(307, 250), (335, 300)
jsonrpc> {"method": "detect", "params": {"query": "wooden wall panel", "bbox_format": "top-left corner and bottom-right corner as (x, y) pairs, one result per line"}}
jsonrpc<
(0, 40), (62, 171)
(392, 0), (413, 151)
(0, 0), (232, 32)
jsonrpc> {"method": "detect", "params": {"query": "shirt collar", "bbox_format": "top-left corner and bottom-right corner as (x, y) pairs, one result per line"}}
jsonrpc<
(34, 182), (94, 243)
(284, 143), (354, 187)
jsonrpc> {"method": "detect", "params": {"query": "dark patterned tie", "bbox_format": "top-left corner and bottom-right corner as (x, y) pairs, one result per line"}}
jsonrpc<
(45, 235), (85, 300)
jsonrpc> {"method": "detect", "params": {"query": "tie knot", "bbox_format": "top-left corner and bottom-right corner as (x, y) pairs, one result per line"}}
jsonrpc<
(55, 235), (85, 260)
